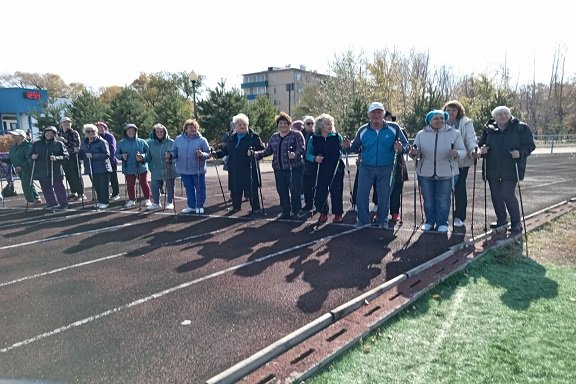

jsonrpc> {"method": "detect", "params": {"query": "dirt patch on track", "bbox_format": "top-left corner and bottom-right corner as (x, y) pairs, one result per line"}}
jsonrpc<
(530, 211), (576, 266)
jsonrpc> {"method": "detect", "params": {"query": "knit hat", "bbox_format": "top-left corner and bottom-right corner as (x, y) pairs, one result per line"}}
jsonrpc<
(44, 126), (58, 134)
(425, 110), (448, 125)
(123, 123), (138, 131)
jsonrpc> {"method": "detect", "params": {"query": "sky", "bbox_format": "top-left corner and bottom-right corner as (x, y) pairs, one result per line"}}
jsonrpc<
(2, 0), (574, 93)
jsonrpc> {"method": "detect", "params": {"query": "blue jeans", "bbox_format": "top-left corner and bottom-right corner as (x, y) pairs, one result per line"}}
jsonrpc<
(418, 176), (453, 228)
(274, 167), (303, 215)
(181, 174), (206, 209)
(356, 164), (393, 226)
(151, 178), (175, 205)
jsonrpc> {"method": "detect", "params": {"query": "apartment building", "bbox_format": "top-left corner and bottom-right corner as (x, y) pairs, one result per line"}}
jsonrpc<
(241, 65), (327, 116)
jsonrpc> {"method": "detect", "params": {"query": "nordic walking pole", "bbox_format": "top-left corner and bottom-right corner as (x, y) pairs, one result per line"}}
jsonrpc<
(344, 136), (353, 205)
(0, 168), (4, 208)
(162, 159), (168, 212)
(248, 146), (256, 212)
(515, 160), (529, 257)
(254, 154), (266, 215)
(412, 144), (418, 229)
(211, 150), (228, 210)
(470, 147), (478, 240)
(27, 159), (36, 212)
(482, 152), (487, 235)
(76, 153), (85, 208)
(450, 142), (456, 230)
(165, 159), (177, 215)
(88, 156), (96, 208)
(312, 162), (320, 214)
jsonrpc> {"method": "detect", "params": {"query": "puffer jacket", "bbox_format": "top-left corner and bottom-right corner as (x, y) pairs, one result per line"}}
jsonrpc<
(171, 132), (210, 175)
(452, 116), (478, 168)
(147, 127), (178, 181)
(30, 133), (69, 181)
(115, 126), (150, 175)
(413, 124), (466, 178)
(80, 136), (112, 175)
(478, 117), (535, 181)
(8, 140), (33, 172)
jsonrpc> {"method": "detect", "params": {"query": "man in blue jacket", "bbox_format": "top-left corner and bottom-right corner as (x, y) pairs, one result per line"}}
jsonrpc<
(343, 102), (409, 229)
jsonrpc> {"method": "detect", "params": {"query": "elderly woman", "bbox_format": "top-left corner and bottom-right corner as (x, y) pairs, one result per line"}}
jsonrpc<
(250, 111), (306, 220)
(147, 123), (177, 211)
(31, 126), (69, 210)
(80, 124), (112, 209)
(305, 114), (345, 223)
(7, 129), (42, 205)
(409, 110), (466, 233)
(474, 106), (535, 232)
(443, 100), (478, 227)
(168, 118), (210, 214)
(214, 113), (264, 214)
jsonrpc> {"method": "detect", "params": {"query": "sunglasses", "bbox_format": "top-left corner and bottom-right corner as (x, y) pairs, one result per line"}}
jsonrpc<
(305, 122), (314, 125)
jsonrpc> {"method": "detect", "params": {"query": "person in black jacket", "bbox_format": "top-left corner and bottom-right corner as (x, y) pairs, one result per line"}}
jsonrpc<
(80, 124), (112, 209)
(214, 113), (264, 214)
(385, 111), (409, 222)
(474, 106), (536, 232)
(30, 126), (70, 209)
(300, 116), (316, 212)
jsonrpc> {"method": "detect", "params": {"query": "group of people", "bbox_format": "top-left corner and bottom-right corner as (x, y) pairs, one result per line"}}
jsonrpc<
(2, 101), (535, 235)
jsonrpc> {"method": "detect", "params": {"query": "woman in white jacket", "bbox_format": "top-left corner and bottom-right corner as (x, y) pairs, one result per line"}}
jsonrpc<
(443, 100), (478, 227)
(409, 110), (466, 233)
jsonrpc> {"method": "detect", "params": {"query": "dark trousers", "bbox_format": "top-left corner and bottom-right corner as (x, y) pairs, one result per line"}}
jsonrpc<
(18, 170), (40, 202)
(231, 180), (260, 210)
(90, 173), (110, 204)
(302, 173), (315, 209)
(109, 162), (120, 196)
(63, 153), (84, 195)
(314, 170), (344, 215)
(488, 179), (520, 224)
(389, 181), (403, 215)
(454, 166), (469, 221)
(274, 167), (302, 215)
(39, 177), (67, 207)
(351, 167), (378, 206)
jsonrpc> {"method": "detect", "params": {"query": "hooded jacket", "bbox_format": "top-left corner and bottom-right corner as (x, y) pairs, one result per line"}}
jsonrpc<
(8, 139), (34, 173)
(451, 116), (478, 168)
(147, 126), (178, 181)
(171, 131), (210, 176)
(115, 125), (150, 175)
(413, 124), (466, 178)
(30, 127), (69, 180)
(478, 117), (535, 181)
(80, 135), (112, 175)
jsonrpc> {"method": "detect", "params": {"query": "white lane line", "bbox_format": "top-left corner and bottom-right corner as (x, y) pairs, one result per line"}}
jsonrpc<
(0, 224), (247, 287)
(0, 224), (132, 250)
(0, 212), (96, 229)
(0, 226), (359, 353)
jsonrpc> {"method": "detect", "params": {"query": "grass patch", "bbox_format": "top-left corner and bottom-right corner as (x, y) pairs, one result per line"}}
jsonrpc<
(304, 212), (576, 384)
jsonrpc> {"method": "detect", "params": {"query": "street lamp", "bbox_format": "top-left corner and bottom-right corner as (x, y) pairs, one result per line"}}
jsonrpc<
(286, 83), (294, 116)
(190, 70), (198, 119)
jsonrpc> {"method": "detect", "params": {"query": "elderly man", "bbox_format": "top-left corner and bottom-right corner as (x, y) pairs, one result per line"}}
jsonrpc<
(57, 116), (85, 200)
(343, 102), (409, 229)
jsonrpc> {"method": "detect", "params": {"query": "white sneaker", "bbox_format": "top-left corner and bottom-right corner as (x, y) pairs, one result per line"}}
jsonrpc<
(142, 199), (152, 207)
(437, 225), (449, 233)
(165, 202), (174, 210)
(453, 218), (464, 227)
(110, 195), (120, 201)
(197, 207), (204, 214)
(147, 203), (161, 210)
(97, 203), (109, 209)
(181, 207), (195, 214)
(422, 223), (433, 231)
(124, 200), (135, 208)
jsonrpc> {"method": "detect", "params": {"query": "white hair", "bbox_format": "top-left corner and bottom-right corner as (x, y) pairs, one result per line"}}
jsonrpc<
(491, 106), (511, 118)
(302, 115), (314, 124)
(83, 123), (98, 134)
(232, 113), (249, 126)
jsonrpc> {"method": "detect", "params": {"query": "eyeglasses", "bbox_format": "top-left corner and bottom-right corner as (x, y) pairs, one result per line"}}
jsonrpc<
(85, 130), (95, 134)
(305, 122), (314, 125)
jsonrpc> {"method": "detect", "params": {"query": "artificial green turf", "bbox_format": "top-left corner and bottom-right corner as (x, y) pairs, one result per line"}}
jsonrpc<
(304, 244), (576, 384)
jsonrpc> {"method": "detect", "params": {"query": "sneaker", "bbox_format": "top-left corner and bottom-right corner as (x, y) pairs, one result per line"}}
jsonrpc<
(437, 225), (449, 233)
(67, 193), (78, 200)
(147, 203), (161, 210)
(293, 210), (307, 220)
(110, 195), (120, 201)
(453, 218), (464, 227)
(124, 200), (135, 208)
(197, 207), (204, 214)
(332, 214), (343, 223)
(510, 222), (523, 233)
(318, 214), (328, 223)
(44, 204), (59, 210)
(181, 207), (195, 214)
(391, 214), (400, 221)
(490, 221), (508, 229)
(421, 223), (433, 231)
(97, 203), (109, 209)
(54, 205), (68, 211)
(370, 204), (378, 213)
(34, 199), (43, 205)
(165, 202), (174, 210)
(142, 199), (152, 207)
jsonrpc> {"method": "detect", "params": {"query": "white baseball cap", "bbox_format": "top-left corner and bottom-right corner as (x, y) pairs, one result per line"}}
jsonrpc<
(368, 102), (385, 113)
(8, 129), (27, 137)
